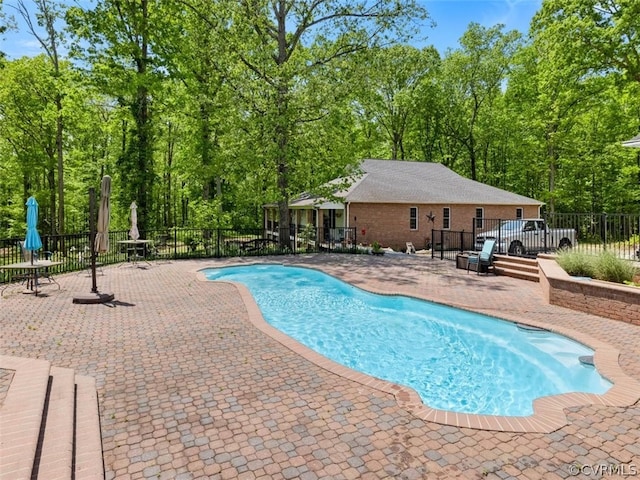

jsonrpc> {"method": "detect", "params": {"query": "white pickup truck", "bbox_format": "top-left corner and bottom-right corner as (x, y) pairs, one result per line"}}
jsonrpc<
(475, 219), (576, 256)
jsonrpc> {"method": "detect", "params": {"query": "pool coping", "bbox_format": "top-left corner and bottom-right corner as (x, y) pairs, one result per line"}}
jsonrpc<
(196, 264), (640, 433)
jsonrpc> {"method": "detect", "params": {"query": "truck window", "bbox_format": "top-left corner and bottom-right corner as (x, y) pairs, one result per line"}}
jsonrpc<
(523, 221), (536, 232)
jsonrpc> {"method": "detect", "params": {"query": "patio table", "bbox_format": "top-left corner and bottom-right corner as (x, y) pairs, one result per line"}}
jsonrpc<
(0, 260), (63, 296)
(117, 239), (152, 267)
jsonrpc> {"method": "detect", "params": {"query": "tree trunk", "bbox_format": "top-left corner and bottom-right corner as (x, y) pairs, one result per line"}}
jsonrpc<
(56, 93), (64, 235)
(275, 1), (291, 249)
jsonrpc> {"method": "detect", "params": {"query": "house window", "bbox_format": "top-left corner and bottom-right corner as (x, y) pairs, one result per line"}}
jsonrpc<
(409, 207), (418, 230)
(443, 207), (450, 229)
(475, 208), (484, 228)
(516, 208), (523, 219)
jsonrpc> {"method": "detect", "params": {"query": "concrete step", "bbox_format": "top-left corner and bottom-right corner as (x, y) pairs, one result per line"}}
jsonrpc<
(495, 266), (540, 282)
(75, 375), (105, 479)
(0, 356), (104, 480)
(494, 254), (538, 267)
(0, 356), (51, 480)
(493, 255), (539, 282)
(494, 260), (538, 274)
(32, 367), (75, 479)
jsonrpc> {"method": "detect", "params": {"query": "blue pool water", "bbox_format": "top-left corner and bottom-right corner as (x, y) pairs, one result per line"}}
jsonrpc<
(203, 264), (611, 416)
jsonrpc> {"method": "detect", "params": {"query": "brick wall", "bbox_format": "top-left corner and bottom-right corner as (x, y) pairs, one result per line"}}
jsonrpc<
(539, 257), (640, 325)
(349, 203), (540, 251)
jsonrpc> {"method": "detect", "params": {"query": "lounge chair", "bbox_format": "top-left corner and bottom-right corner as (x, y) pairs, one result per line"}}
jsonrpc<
(467, 239), (497, 275)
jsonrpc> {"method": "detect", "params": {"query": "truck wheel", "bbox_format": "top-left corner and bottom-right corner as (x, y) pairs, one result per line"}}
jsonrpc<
(509, 241), (525, 256)
(558, 239), (572, 250)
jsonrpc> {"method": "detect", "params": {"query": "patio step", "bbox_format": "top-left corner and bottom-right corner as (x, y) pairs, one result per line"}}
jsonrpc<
(494, 255), (539, 282)
(0, 355), (104, 480)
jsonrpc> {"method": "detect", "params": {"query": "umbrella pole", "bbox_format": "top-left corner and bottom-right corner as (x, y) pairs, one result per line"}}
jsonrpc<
(89, 187), (98, 293)
(72, 185), (114, 305)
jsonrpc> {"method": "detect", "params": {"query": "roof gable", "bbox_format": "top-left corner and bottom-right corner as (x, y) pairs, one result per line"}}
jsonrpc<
(341, 159), (542, 205)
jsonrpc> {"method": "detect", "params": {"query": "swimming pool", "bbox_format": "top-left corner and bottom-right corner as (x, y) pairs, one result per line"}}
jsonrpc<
(203, 264), (611, 416)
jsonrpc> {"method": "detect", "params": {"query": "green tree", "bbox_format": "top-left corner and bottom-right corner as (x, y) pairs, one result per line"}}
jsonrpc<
(67, 0), (170, 234)
(440, 23), (520, 181)
(0, 56), (60, 232)
(353, 45), (440, 160)
(154, 1), (235, 228)
(17, 0), (68, 235)
(0, 0), (7, 63)
(533, 0), (640, 84)
(217, 0), (428, 246)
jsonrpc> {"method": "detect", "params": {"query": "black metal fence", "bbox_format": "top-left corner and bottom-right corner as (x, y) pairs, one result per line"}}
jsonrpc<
(0, 226), (358, 284)
(431, 213), (640, 261)
(429, 230), (476, 260)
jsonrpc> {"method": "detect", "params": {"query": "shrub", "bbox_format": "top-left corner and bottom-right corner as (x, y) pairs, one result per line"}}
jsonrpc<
(594, 251), (636, 284)
(556, 250), (636, 284)
(556, 250), (596, 278)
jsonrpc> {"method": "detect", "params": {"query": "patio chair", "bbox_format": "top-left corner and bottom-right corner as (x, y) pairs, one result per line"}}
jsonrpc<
(76, 246), (104, 276)
(406, 242), (416, 254)
(150, 235), (172, 263)
(467, 239), (497, 275)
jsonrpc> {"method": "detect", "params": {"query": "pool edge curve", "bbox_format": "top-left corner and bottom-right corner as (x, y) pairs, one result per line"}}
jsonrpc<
(196, 265), (640, 433)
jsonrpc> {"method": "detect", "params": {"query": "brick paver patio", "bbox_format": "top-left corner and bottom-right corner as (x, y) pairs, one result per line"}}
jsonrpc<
(1, 254), (639, 479)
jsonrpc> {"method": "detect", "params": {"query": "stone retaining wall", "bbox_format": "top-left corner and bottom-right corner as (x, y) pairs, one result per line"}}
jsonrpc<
(538, 257), (640, 325)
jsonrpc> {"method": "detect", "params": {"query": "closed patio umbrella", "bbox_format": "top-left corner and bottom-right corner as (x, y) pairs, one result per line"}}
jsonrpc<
(129, 201), (140, 240)
(24, 196), (43, 264)
(72, 185), (115, 304)
(94, 176), (111, 253)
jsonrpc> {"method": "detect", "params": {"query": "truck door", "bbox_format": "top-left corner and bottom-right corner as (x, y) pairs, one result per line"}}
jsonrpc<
(536, 220), (547, 250)
(522, 220), (538, 252)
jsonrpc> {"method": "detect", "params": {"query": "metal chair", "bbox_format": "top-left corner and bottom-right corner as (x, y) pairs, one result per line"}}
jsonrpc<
(467, 240), (497, 275)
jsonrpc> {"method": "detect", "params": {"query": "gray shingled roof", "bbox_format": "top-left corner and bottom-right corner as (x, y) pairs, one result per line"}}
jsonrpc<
(340, 160), (542, 205)
(288, 159), (542, 207)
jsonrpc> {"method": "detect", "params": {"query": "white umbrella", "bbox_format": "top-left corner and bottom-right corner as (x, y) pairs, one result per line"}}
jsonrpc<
(129, 201), (140, 240)
(94, 176), (111, 253)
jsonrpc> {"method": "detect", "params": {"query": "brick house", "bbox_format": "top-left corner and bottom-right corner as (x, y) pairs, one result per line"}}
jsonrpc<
(265, 159), (543, 251)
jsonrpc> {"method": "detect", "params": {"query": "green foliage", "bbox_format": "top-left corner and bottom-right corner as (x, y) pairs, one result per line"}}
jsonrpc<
(300, 224), (316, 247)
(1, 0), (640, 240)
(556, 250), (597, 277)
(184, 236), (200, 252)
(533, 0), (640, 83)
(557, 250), (636, 284)
(594, 251), (636, 284)
(190, 198), (231, 230)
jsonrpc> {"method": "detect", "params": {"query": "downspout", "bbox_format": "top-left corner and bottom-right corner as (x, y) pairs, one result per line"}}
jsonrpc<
(345, 202), (349, 228)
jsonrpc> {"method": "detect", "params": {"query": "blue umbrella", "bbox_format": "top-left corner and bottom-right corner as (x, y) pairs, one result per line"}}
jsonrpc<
(24, 196), (43, 263)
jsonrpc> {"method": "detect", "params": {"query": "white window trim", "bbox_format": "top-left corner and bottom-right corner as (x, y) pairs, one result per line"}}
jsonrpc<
(410, 206), (418, 231)
(443, 207), (451, 230)
(475, 207), (484, 229)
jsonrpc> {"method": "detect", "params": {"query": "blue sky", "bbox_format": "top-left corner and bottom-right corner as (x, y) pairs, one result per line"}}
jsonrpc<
(1, 0), (542, 59)
(420, 0), (542, 52)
